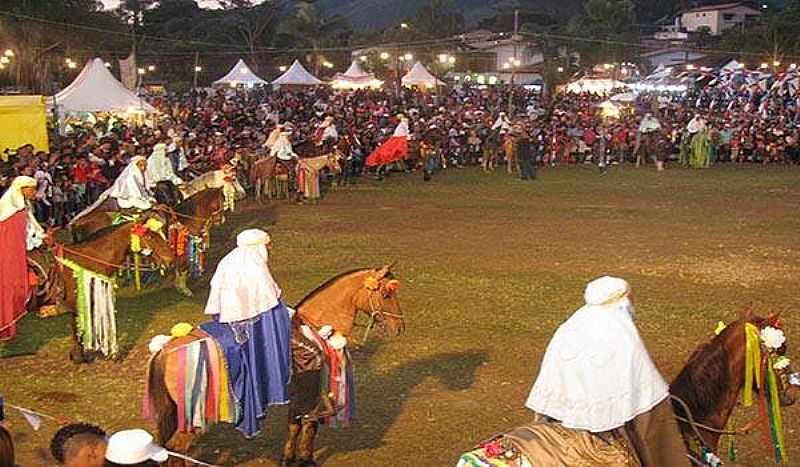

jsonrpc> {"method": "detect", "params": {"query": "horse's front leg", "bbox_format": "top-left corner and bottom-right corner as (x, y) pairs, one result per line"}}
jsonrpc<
(297, 420), (319, 466)
(175, 266), (193, 297)
(282, 419), (302, 466)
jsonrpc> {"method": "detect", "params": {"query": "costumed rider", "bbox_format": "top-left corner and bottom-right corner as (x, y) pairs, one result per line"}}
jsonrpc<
(365, 114), (410, 179)
(0, 176), (45, 341)
(146, 141), (184, 205)
(491, 111), (513, 134)
(200, 228), (293, 438)
(314, 115), (339, 149)
(687, 115), (711, 169)
(636, 113), (664, 171)
(269, 123), (299, 162)
(71, 156), (156, 230)
(521, 276), (689, 467)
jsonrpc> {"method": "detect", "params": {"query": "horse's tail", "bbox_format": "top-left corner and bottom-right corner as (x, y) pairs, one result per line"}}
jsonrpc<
(146, 350), (178, 446)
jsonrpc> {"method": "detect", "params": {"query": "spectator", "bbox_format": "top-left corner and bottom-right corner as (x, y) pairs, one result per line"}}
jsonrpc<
(50, 422), (107, 467)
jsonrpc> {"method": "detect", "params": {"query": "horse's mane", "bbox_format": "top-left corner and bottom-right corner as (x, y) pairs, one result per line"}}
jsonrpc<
(669, 326), (734, 421)
(296, 268), (371, 307)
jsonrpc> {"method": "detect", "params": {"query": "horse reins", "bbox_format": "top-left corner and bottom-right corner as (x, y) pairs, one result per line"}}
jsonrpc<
(357, 290), (403, 345)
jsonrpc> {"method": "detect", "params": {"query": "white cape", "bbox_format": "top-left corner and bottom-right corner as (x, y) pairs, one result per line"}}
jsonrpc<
(525, 299), (669, 432)
(146, 143), (183, 187)
(204, 244), (282, 323)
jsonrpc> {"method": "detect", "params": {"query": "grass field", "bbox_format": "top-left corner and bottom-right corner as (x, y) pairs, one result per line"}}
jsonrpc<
(2, 165), (800, 466)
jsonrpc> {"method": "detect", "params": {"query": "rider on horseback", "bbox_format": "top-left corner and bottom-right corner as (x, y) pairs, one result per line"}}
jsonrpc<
(0, 176), (45, 341)
(200, 228), (293, 437)
(523, 276), (689, 466)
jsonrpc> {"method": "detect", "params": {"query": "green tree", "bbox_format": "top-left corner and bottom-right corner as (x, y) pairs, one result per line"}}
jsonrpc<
(411, 0), (465, 39)
(566, 0), (637, 67)
(277, 1), (349, 75)
(0, 0), (126, 92)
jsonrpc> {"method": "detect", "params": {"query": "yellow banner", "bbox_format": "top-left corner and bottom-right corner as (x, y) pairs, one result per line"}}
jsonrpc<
(0, 95), (49, 154)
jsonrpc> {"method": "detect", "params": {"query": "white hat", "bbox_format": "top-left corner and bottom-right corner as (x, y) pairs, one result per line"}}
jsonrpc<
(105, 429), (168, 464)
(583, 276), (630, 306)
(236, 228), (270, 247)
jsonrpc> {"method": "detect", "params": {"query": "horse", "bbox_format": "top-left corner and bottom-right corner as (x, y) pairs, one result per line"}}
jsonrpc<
(145, 265), (405, 467)
(35, 221), (177, 363)
(458, 311), (796, 466)
(296, 154), (340, 204)
(69, 182), (182, 242)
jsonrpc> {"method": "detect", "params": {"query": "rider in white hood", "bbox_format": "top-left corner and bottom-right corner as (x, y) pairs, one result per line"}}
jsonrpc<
(146, 143), (184, 188)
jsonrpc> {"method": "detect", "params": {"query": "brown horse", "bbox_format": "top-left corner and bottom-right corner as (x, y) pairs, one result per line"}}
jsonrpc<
(145, 265), (404, 467)
(670, 310), (796, 451)
(459, 311), (796, 465)
(49, 222), (177, 362)
(169, 188), (224, 237)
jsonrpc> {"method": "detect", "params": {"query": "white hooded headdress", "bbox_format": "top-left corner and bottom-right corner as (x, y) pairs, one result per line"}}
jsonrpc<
(204, 229), (282, 323)
(525, 276), (669, 432)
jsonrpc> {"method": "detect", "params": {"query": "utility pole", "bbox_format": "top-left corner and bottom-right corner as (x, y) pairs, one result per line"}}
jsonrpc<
(193, 51), (200, 89)
(508, 9), (519, 116)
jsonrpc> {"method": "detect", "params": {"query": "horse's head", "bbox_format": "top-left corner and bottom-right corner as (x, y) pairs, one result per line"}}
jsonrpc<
(356, 263), (404, 337)
(154, 181), (183, 207)
(132, 217), (177, 271)
(744, 309), (797, 407)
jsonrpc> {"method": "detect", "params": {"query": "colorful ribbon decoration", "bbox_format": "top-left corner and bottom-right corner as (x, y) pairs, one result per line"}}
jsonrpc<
(743, 323), (762, 407)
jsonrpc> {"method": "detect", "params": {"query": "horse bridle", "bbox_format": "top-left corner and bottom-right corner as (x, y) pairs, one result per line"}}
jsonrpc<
(356, 288), (403, 346)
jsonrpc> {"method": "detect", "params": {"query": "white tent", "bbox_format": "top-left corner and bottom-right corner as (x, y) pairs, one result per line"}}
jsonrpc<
(272, 60), (322, 86)
(401, 62), (445, 88)
(331, 60), (382, 89)
(565, 77), (627, 95)
(213, 59), (268, 87)
(50, 58), (154, 113)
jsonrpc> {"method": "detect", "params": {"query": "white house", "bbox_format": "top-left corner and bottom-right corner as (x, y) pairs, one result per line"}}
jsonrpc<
(459, 30), (544, 72)
(678, 2), (761, 36)
(641, 48), (708, 68)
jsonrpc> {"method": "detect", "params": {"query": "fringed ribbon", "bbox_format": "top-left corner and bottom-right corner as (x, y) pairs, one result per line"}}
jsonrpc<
(766, 355), (787, 464)
(743, 323), (762, 407)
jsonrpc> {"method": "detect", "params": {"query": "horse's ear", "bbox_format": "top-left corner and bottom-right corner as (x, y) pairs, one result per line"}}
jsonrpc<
(767, 309), (785, 327)
(737, 305), (754, 321)
(375, 265), (391, 279)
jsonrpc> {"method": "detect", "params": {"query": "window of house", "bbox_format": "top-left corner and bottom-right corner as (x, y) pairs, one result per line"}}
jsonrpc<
(723, 13), (735, 20)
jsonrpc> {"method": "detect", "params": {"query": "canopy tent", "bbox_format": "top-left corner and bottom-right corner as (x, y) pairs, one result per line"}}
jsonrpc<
(565, 77), (627, 95)
(272, 60), (322, 86)
(401, 62), (445, 88)
(50, 58), (154, 113)
(331, 60), (382, 89)
(0, 96), (49, 153)
(213, 59), (269, 87)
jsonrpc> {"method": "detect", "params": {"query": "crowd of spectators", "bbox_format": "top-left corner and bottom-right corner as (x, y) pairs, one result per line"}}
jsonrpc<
(2, 80), (799, 229)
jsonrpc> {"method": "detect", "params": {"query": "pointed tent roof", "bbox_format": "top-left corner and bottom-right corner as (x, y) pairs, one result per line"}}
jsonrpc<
(213, 59), (268, 87)
(331, 60), (382, 89)
(401, 62), (445, 87)
(50, 58), (155, 113)
(272, 60), (322, 86)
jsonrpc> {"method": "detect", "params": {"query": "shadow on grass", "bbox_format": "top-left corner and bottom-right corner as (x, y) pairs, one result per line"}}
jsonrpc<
(0, 311), (72, 358)
(191, 349), (488, 465)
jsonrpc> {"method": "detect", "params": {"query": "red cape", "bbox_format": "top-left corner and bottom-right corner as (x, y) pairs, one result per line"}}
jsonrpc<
(0, 210), (29, 341)
(365, 136), (408, 167)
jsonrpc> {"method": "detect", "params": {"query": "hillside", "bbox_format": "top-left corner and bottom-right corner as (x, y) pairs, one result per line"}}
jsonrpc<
(313, 0), (585, 32)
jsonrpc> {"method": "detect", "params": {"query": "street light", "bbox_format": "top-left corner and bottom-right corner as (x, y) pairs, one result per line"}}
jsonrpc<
(68, 62), (77, 69)
(359, 56), (368, 62)
(147, 65), (156, 72)
(104, 62), (112, 68)
(448, 56), (455, 64)
(0, 57), (9, 65)
(279, 65), (287, 72)
(137, 67), (146, 75)
(380, 52), (390, 60)
(773, 60), (781, 67)
(557, 66), (564, 73)
(65, 58), (73, 64)
(194, 66), (203, 72)
(323, 61), (333, 69)
(404, 53), (413, 61)
(686, 64), (695, 70)
(760, 62), (769, 69)
(4, 49), (13, 58)
(438, 53), (448, 64)
(400, 23), (409, 29)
